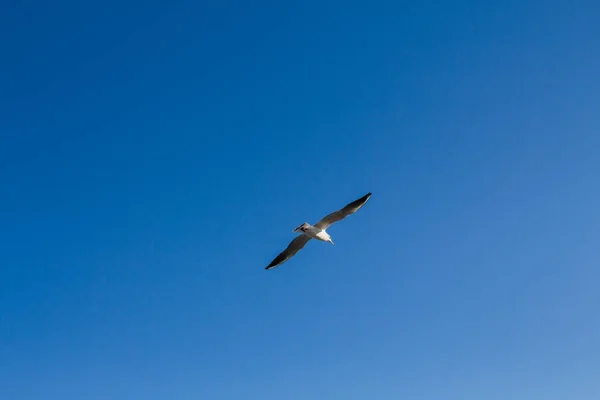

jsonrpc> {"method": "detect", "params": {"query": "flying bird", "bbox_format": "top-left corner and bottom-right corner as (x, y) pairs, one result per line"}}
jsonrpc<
(265, 192), (372, 270)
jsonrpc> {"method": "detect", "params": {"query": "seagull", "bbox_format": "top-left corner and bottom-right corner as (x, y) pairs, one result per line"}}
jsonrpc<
(265, 192), (372, 270)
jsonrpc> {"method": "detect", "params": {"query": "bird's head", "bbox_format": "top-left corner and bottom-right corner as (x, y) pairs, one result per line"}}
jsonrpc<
(293, 222), (309, 233)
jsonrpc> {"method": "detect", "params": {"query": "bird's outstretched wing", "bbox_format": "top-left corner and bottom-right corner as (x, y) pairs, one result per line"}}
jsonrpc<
(313, 192), (372, 230)
(265, 234), (312, 270)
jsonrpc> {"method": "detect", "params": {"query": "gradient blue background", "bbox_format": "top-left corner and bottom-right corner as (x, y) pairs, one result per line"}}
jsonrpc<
(1, 0), (599, 398)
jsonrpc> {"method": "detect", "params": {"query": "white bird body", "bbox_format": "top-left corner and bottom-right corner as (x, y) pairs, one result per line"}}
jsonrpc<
(315, 229), (332, 243)
(265, 192), (371, 270)
(294, 223), (334, 243)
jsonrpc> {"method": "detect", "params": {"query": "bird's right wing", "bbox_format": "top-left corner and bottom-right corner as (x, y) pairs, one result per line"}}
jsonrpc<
(314, 192), (372, 230)
(265, 234), (312, 270)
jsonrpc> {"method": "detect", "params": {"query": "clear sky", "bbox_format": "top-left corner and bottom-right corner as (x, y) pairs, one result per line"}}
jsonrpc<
(1, 0), (599, 399)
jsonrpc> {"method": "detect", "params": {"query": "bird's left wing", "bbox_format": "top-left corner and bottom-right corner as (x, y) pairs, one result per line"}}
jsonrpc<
(265, 234), (312, 270)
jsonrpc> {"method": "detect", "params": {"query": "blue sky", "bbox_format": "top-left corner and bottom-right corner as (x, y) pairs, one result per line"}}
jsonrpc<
(1, 0), (599, 398)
